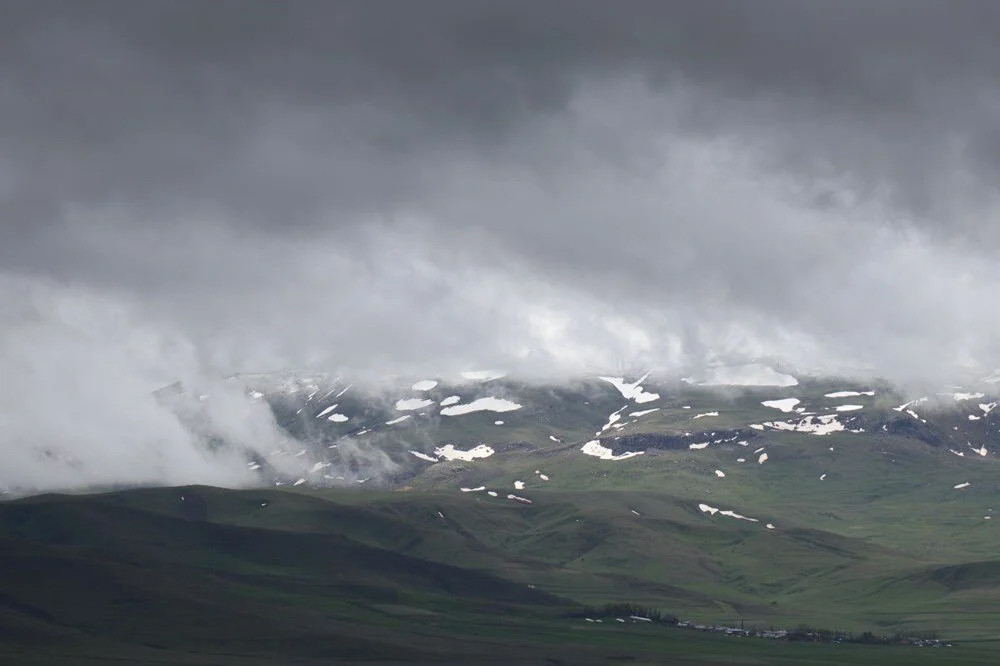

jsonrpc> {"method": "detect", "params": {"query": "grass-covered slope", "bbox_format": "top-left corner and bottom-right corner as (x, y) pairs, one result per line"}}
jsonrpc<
(4, 485), (1000, 664)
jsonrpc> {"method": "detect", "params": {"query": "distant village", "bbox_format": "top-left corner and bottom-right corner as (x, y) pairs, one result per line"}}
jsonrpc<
(577, 604), (951, 648)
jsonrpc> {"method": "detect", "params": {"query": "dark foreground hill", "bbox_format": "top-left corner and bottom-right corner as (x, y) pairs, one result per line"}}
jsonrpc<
(3, 486), (1000, 665)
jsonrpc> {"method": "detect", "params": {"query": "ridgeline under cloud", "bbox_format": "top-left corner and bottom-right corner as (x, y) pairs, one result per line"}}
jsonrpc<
(2, 1), (1000, 491)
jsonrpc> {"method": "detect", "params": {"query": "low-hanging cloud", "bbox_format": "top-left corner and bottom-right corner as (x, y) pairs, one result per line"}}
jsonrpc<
(3, 1), (1000, 491)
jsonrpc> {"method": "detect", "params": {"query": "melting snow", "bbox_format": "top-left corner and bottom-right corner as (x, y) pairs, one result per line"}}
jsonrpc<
(440, 395), (461, 406)
(494, 420), (504, 425)
(714, 470), (726, 478)
(631, 509), (641, 516)
(581, 440), (644, 460)
(549, 435), (561, 442)
(761, 414), (845, 435)
(820, 473), (826, 480)
(293, 478), (306, 486)
(766, 523), (775, 530)
(762, 398), (800, 413)
(693, 411), (719, 419)
(598, 373), (660, 404)
(316, 404), (338, 418)
(600, 405), (628, 432)
(953, 392), (986, 401)
(758, 453), (768, 464)
(720, 510), (759, 522)
(409, 450), (438, 463)
(396, 398), (433, 411)
(327, 413), (349, 422)
(689, 442), (709, 450)
(954, 482), (971, 489)
(825, 390), (875, 398)
(893, 397), (928, 412)
(434, 444), (495, 461)
(308, 462), (331, 473)
(460, 486), (485, 492)
(440, 397), (522, 416)
(412, 380), (438, 391)
(835, 404), (863, 412)
(980, 402), (997, 415)
(507, 494), (532, 504)
(630, 408), (660, 417)
(487, 491), (498, 497)
(386, 415), (411, 425)
(514, 480), (525, 490)
(699, 503), (760, 523)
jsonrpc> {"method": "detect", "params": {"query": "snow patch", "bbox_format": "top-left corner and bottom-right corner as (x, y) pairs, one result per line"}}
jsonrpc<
(954, 482), (971, 489)
(600, 405), (628, 433)
(630, 408), (660, 417)
(441, 397), (522, 416)
(395, 398), (433, 411)
(434, 444), (495, 461)
(761, 398), (800, 413)
(412, 379), (438, 391)
(409, 450), (438, 463)
(440, 395), (461, 406)
(761, 414), (844, 435)
(825, 390), (875, 398)
(835, 404), (863, 412)
(598, 373), (660, 404)
(581, 440), (644, 461)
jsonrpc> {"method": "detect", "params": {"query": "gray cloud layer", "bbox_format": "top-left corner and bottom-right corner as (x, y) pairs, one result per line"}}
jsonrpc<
(3, 1), (1000, 490)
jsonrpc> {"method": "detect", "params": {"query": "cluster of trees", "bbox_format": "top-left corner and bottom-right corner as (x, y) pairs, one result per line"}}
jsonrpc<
(787, 624), (940, 645)
(571, 602), (677, 624)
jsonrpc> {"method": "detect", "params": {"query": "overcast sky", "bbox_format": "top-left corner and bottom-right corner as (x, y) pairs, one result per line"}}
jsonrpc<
(3, 1), (1000, 490)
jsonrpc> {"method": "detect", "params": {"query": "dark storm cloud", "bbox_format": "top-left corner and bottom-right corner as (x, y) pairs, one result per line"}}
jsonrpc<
(4, 0), (1000, 244)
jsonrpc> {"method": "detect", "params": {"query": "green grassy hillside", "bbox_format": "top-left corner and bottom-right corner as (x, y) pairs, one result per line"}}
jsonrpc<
(3, 485), (1000, 664)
